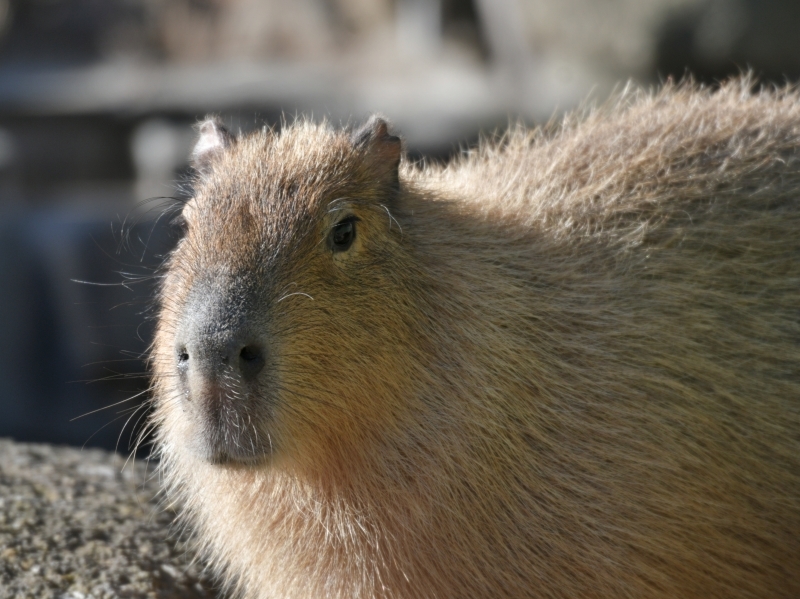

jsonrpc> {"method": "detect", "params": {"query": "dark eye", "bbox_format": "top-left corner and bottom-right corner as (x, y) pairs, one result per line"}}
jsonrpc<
(331, 217), (357, 252)
(170, 213), (188, 235)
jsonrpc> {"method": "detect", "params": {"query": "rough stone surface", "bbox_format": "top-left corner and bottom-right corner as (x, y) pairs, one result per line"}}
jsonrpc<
(0, 439), (218, 599)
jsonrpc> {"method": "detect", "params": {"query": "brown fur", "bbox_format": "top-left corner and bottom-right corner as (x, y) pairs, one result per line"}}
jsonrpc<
(151, 79), (800, 598)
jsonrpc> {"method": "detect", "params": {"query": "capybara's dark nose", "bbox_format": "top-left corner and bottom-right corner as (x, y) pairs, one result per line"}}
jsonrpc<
(178, 336), (264, 378)
(175, 280), (266, 390)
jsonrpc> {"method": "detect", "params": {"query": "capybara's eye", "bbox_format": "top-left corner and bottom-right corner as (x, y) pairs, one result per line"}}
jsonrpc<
(331, 217), (357, 252)
(170, 213), (188, 235)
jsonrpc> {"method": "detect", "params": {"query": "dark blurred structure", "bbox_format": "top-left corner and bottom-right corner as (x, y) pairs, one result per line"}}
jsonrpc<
(0, 0), (797, 453)
(656, 0), (800, 82)
(0, 207), (173, 450)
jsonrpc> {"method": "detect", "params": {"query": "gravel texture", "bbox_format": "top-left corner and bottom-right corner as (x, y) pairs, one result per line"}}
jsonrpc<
(0, 439), (218, 599)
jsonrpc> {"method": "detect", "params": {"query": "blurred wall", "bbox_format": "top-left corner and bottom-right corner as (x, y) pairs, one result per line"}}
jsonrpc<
(0, 0), (797, 452)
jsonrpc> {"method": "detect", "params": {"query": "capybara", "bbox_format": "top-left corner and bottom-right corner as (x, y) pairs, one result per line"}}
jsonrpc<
(151, 79), (800, 598)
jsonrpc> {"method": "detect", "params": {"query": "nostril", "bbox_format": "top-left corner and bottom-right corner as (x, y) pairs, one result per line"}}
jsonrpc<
(178, 348), (190, 363)
(239, 345), (262, 363)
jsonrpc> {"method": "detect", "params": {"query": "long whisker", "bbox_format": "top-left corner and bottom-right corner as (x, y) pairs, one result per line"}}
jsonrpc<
(70, 388), (151, 420)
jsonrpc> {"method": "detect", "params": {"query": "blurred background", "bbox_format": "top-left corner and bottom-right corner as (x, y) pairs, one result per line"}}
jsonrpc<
(0, 0), (797, 454)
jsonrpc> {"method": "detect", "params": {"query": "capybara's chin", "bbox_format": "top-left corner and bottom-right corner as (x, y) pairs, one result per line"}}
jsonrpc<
(151, 80), (800, 599)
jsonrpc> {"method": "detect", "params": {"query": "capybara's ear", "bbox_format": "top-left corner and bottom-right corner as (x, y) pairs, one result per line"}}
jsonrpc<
(192, 116), (236, 174)
(351, 115), (401, 189)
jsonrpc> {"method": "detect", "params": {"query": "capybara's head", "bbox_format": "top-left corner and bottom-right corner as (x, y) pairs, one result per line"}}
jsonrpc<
(152, 117), (428, 473)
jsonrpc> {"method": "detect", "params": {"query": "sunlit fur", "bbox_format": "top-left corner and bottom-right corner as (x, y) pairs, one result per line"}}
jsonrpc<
(152, 79), (800, 599)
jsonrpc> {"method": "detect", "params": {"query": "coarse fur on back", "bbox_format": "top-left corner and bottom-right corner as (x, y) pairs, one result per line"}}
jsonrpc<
(151, 78), (800, 599)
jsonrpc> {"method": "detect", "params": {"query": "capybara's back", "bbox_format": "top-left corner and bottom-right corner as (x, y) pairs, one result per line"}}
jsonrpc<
(152, 80), (800, 599)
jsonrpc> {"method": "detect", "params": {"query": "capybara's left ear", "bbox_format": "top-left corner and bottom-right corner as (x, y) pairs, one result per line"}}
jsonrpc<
(351, 115), (402, 190)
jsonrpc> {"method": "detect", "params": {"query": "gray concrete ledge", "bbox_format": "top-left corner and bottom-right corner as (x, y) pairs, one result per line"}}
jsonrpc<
(0, 439), (216, 599)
